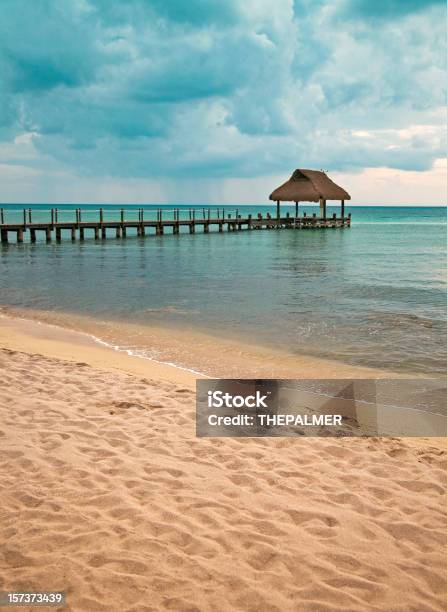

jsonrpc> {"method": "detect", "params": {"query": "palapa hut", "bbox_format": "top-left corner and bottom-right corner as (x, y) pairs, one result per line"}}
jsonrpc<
(269, 169), (350, 220)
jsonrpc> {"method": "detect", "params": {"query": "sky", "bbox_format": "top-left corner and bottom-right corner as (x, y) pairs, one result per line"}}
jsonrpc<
(0, 0), (446, 205)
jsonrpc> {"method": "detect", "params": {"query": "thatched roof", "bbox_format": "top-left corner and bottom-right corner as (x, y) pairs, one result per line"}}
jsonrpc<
(269, 169), (351, 202)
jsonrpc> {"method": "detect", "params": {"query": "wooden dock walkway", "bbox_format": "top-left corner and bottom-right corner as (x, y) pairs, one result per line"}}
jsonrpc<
(0, 208), (351, 243)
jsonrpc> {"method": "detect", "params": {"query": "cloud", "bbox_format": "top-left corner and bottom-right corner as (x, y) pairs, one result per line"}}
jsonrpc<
(339, 0), (447, 20)
(92, 0), (243, 27)
(0, 1), (102, 93)
(0, 0), (446, 200)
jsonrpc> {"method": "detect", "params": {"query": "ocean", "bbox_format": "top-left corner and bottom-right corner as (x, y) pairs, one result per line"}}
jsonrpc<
(1, 204), (446, 376)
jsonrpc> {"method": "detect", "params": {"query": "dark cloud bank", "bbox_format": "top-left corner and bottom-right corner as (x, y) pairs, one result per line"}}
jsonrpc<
(0, 0), (446, 179)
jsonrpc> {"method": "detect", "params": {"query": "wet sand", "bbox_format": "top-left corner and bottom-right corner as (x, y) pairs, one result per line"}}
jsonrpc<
(0, 307), (408, 380)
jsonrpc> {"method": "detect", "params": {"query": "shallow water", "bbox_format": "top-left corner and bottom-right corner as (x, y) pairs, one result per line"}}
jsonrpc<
(1, 204), (446, 375)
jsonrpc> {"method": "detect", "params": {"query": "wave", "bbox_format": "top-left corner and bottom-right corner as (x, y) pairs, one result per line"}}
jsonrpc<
(90, 334), (208, 377)
(366, 312), (440, 329)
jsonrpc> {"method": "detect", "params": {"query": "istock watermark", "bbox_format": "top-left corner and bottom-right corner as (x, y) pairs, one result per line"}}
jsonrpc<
(196, 379), (447, 437)
(208, 389), (269, 409)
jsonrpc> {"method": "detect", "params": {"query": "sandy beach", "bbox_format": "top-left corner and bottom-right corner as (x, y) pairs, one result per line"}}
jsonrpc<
(1, 315), (446, 611)
(2, 0), (447, 609)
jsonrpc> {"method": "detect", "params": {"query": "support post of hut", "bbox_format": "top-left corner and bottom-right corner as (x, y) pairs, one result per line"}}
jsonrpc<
(276, 200), (280, 220)
(319, 198), (326, 220)
(341, 199), (345, 220)
(295, 201), (298, 218)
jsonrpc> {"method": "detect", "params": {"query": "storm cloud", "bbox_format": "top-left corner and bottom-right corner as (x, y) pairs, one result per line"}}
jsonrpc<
(0, 0), (446, 191)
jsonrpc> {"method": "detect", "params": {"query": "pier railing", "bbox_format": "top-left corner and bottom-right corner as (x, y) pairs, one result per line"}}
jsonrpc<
(0, 207), (351, 244)
(0, 207), (252, 225)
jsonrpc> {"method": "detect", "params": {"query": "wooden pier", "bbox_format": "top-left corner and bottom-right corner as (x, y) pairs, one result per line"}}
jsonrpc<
(0, 207), (351, 244)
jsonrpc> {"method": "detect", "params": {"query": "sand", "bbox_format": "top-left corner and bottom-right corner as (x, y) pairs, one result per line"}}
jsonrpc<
(1, 318), (447, 611)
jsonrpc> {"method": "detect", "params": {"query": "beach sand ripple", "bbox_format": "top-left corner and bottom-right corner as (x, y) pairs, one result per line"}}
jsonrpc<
(0, 348), (446, 611)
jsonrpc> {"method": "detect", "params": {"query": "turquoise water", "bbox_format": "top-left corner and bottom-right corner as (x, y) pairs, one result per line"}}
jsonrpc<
(1, 204), (447, 375)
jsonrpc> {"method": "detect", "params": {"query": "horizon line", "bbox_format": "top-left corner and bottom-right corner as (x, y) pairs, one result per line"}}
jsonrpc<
(1, 203), (447, 208)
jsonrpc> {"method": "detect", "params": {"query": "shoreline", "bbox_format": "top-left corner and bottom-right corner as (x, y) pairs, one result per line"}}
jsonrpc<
(2, 311), (446, 444)
(0, 306), (417, 381)
(0, 312), (197, 389)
